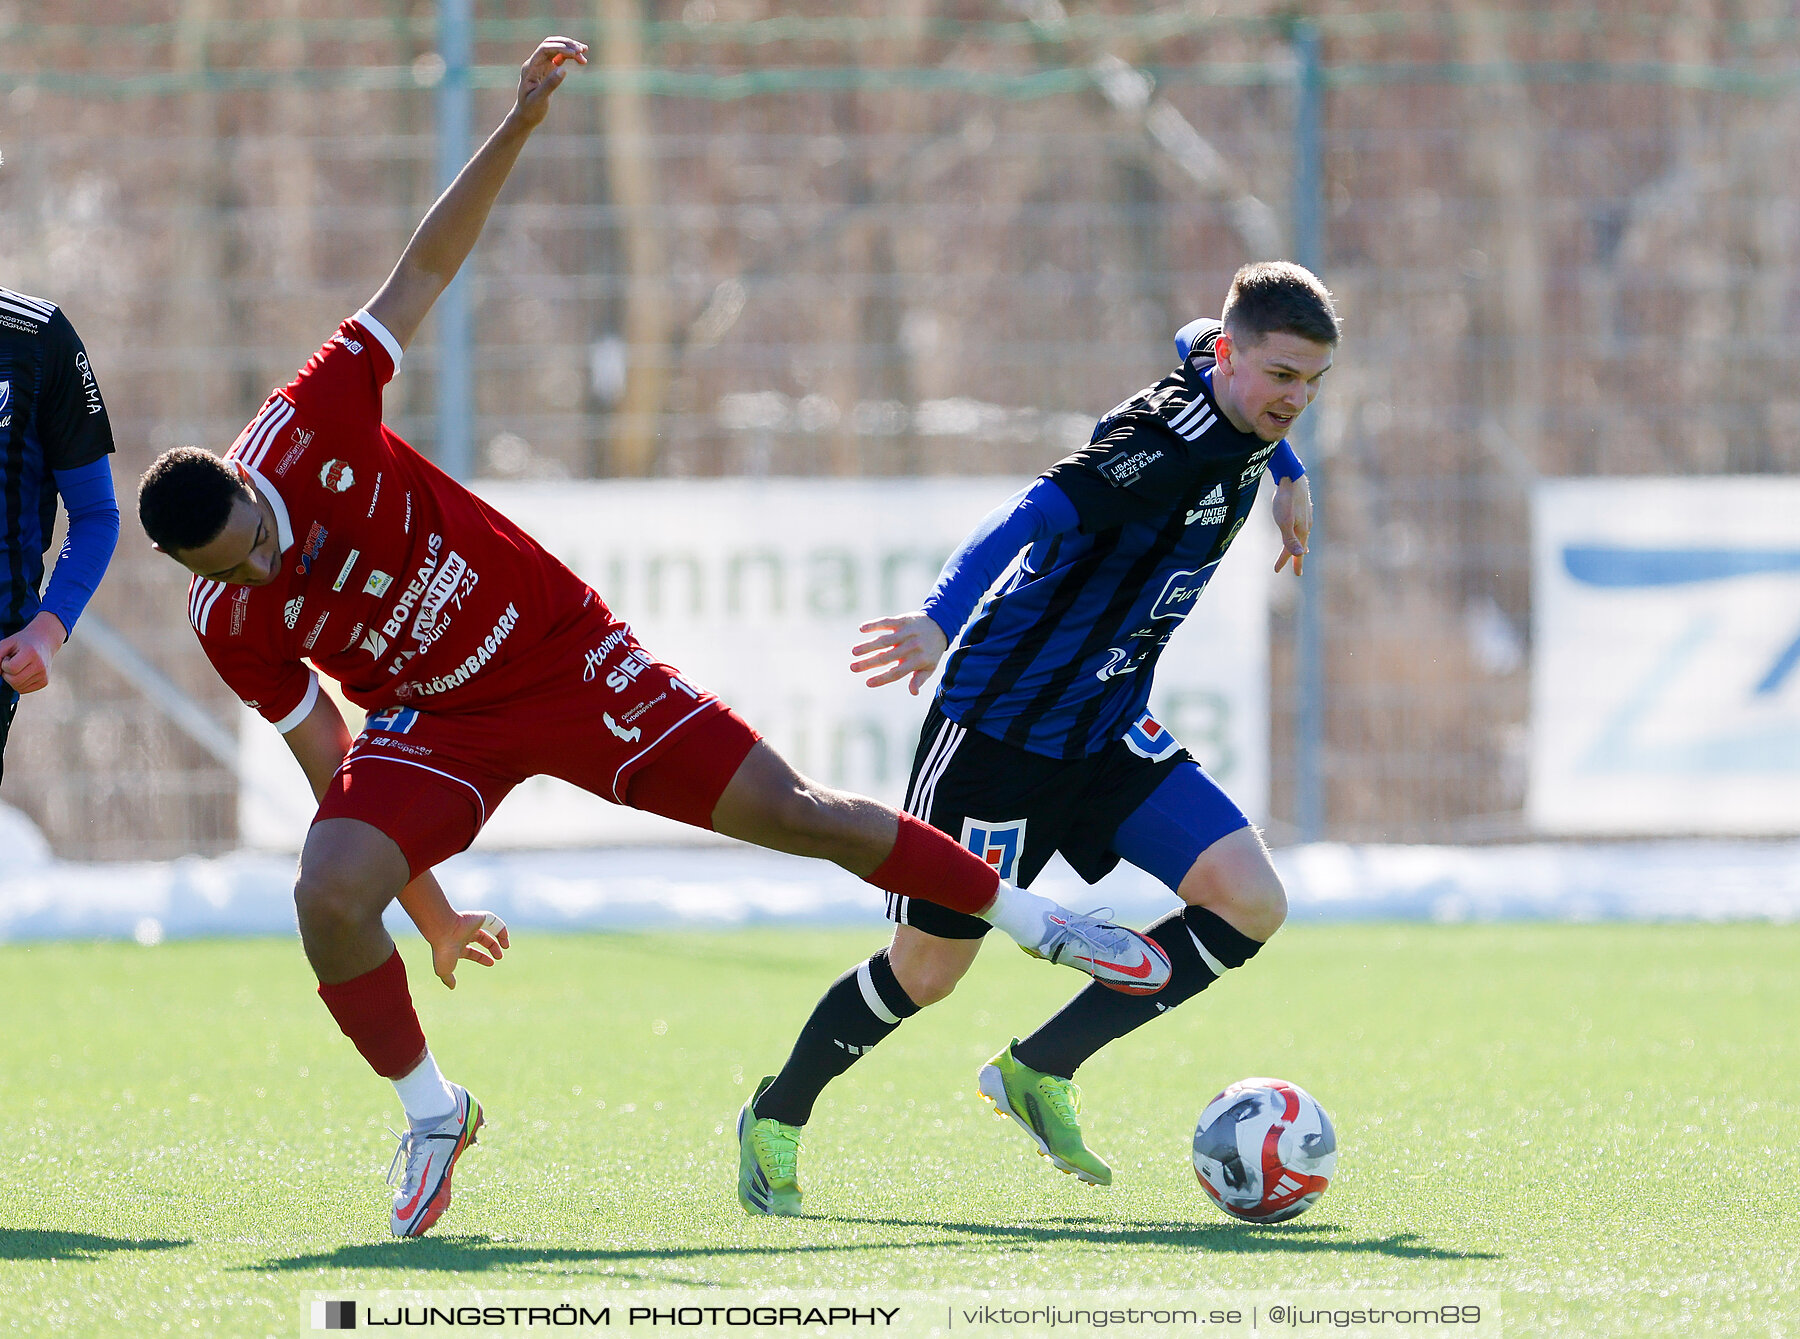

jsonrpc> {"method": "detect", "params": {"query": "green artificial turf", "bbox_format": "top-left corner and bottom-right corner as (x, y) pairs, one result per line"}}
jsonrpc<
(2, 925), (1797, 1336)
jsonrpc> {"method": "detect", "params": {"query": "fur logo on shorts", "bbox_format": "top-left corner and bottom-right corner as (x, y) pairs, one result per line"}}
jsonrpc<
(960, 817), (1027, 883)
(1123, 711), (1181, 762)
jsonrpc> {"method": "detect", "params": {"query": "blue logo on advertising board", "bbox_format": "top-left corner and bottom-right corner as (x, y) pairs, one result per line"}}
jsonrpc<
(1567, 544), (1800, 771)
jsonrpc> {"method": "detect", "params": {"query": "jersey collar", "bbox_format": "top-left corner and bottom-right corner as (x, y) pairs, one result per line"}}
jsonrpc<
(244, 463), (296, 555)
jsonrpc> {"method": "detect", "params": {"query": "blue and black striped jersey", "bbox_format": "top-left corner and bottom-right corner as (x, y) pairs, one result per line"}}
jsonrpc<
(937, 323), (1278, 759)
(0, 288), (114, 635)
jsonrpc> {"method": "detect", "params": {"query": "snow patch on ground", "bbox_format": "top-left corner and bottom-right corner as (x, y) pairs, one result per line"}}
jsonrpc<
(4, 805), (1798, 943)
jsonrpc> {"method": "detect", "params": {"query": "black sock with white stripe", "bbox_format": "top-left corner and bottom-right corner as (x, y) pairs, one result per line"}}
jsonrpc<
(1011, 905), (1263, 1080)
(753, 948), (921, 1127)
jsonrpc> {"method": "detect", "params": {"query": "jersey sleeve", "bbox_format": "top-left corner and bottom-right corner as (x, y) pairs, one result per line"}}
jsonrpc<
(1044, 423), (1198, 533)
(281, 310), (403, 433)
(1174, 317), (1222, 366)
(1268, 440), (1305, 482)
(37, 309), (115, 470)
(921, 478), (1081, 639)
(188, 581), (319, 732)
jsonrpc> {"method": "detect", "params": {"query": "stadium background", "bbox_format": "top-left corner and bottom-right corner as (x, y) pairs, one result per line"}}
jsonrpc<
(3, 2), (1797, 860)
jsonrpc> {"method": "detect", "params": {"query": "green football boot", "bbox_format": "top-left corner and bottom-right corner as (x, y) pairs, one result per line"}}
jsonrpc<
(736, 1076), (804, 1216)
(977, 1039), (1113, 1187)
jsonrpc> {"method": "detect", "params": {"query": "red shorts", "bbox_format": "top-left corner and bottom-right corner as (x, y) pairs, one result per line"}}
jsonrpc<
(313, 605), (760, 879)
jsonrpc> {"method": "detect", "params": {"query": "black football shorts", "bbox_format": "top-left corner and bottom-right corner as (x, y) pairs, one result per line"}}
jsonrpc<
(887, 700), (1200, 939)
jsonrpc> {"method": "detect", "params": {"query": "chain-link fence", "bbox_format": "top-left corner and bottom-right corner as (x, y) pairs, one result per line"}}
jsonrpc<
(3, 2), (1797, 856)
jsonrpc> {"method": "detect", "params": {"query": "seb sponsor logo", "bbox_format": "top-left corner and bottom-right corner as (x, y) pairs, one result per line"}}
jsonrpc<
(600, 649), (653, 695)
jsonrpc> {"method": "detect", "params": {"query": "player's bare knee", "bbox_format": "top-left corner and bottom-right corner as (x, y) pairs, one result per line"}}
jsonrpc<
(1180, 828), (1287, 942)
(887, 939), (973, 1006)
(1245, 870), (1288, 939)
(892, 957), (963, 1007)
(293, 861), (382, 939)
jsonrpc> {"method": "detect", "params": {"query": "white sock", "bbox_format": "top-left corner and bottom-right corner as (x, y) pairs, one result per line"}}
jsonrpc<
(980, 881), (1059, 947)
(392, 1050), (458, 1127)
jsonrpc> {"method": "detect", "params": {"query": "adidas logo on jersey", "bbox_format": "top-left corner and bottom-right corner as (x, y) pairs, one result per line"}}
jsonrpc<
(1185, 485), (1228, 526)
(283, 597), (304, 629)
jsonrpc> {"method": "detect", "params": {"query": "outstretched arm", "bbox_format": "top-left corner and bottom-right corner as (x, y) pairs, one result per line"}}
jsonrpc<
(282, 693), (508, 987)
(852, 477), (1079, 694)
(364, 36), (588, 353)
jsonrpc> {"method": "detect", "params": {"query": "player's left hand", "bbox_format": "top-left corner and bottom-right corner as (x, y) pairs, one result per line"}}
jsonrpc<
(0, 610), (68, 694)
(432, 910), (510, 990)
(1272, 475), (1312, 576)
(513, 36), (588, 129)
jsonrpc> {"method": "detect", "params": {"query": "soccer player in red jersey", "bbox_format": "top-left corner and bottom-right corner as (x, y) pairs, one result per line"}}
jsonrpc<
(135, 37), (1168, 1238)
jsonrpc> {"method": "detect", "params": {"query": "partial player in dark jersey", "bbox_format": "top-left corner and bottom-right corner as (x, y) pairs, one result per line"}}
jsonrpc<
(0, 288), (121, 783)
(133, 37), (1169, 1239)
(737, 262), (1335, 1210)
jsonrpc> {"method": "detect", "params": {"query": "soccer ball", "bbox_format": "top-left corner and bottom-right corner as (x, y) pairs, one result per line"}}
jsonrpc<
(1191, 1077), (1336, 1223)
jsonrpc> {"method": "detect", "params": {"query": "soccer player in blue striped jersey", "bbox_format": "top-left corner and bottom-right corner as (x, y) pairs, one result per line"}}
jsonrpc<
(0, 288), (121, 783)
(736, 262), (1335, 1209)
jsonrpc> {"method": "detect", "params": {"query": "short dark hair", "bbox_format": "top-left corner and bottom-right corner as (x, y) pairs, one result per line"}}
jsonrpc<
(1220, 261), (1340, 348)
(137, 447), (245, 554)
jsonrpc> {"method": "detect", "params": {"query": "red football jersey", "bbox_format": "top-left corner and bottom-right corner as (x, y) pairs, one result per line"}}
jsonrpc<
(188, 312), (596, 729)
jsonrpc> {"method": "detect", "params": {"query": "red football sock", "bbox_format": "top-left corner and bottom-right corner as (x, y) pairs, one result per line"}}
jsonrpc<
(867, 812), (999, 915)
(316, 949), (429, 1079)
